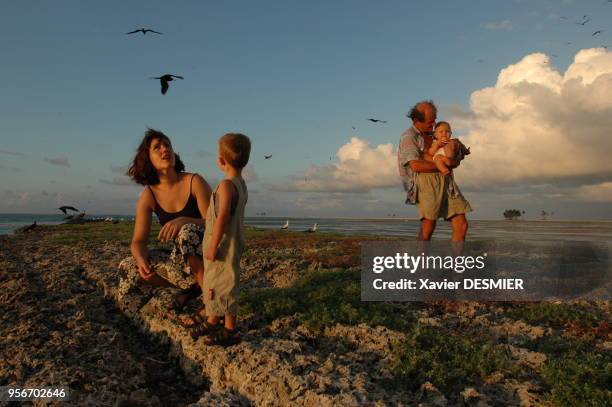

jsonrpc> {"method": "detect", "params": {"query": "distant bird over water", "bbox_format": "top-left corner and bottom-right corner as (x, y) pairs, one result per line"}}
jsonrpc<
(151, 74), (184, 95)
(264, 154), (272, 159)
(281, 220), (289, 230)
(367, 118), (387, 124)
(58, 206), (79, 215)
(126, 28), (163, 35)
(592, 30), (604, 36)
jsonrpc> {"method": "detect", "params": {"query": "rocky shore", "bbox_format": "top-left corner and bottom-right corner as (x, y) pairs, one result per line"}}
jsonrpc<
(1, 223), (610, 406)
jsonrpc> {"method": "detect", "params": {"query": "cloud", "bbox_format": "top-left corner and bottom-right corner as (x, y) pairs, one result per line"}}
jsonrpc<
(0, 149), (25, 156)
(294, 195), (345, 211)
(269, 138), (398, 193)
(450, 48), (612, 190)
(484, 20), (513, 31)
(575, 182), (612, 202)
(99, 177), (138, 187)
(110, 165), (129, 174)
(44, 156), (70, 167)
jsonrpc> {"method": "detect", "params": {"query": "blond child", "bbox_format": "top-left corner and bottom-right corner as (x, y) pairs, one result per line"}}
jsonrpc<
(190, 133), (250, 346)
(427, 121), (470, 176)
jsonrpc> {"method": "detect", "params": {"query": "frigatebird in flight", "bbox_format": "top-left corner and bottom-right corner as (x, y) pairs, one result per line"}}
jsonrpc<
(126, 28), (163, 35)
(576, 17), (590, 26)
(58, 206), (79, 215)
(150, 74), (184, 95)
(367, 118), (387, 123)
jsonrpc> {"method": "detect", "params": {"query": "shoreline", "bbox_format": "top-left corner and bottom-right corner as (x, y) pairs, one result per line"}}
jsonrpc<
(3, 212), (612, 222)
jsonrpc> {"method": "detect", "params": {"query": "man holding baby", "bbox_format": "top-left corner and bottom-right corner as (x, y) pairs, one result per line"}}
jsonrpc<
(397, 100), (471, 242)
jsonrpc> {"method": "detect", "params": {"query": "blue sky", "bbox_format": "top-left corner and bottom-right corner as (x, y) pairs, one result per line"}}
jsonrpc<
(1, 0), (611, 219)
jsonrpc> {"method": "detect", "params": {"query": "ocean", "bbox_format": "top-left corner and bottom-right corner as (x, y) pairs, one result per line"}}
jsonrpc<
(2, 214), (611, 242)
(0, 214), (134, 235)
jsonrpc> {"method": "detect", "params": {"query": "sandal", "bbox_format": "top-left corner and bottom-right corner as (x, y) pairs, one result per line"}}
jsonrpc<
(203, 327), (241, 347)
(190, 320), (222, 340)
(167, 283), (201, 312)
(179, 307), (206, 328)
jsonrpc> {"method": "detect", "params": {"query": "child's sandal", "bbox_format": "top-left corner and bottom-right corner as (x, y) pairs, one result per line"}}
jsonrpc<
(190, 320), (222, 340)
(203, 327), (241, 347)
(179, 307), (206, 329)
(167, 283), (201, 312)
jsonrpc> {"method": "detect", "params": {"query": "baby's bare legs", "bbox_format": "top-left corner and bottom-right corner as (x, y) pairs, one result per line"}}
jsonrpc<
(434, 155), (450, 175)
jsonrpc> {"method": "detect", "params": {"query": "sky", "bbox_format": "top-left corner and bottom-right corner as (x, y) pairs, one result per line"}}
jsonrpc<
(1, 0), (611, 219)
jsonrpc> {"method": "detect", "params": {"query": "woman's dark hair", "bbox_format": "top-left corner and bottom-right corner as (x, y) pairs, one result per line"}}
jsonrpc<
(127, 128), (185, 185)
(407, 100), (437, 122)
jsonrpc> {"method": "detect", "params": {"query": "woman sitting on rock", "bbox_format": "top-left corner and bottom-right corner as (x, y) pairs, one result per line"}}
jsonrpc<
(120, 128), (212, 311)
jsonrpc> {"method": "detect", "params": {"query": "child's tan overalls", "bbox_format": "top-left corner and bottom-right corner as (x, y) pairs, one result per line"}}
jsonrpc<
(203, 176), (248, 316)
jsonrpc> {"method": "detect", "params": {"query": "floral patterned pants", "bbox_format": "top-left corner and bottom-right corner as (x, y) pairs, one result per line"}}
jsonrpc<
(118, 223), (204, 298)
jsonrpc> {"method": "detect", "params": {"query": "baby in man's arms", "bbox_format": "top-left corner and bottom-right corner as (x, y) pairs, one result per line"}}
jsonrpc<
(426, 121), (470, 175)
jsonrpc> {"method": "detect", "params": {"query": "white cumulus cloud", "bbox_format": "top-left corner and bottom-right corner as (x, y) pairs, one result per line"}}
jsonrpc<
(451, 48), (612, 190)
(291, 137), (398, 193)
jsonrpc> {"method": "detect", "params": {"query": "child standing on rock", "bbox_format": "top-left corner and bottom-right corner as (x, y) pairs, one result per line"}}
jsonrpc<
(191, 133), (250, 346)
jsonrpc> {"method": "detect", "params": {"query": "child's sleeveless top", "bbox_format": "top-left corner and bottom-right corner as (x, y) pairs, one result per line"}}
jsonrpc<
(202, 176), (248, 315)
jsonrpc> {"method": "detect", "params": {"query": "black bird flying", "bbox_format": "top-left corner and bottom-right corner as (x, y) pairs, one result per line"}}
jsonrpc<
(264, 154), (272, 159)
(367, 118), (387, 123)
(576, 17), (591, 26)
(126, 28), (162, 35)
(58, 206), (79, 215)
(151, 74), (184, 95)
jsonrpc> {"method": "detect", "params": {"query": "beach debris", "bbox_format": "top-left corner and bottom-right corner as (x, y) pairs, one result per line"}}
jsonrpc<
(126, 28), (163, 35)
(367, 118), (387, 124)
(281, 220), (289, 230)
(150, 74), (184, 95)
(58, 206), (79, 215)
(264, 154), (272, 159)
(304, 223), (318, 233)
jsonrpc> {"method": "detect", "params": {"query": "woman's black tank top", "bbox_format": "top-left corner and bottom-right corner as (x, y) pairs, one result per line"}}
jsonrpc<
(149, 174), (201, 225)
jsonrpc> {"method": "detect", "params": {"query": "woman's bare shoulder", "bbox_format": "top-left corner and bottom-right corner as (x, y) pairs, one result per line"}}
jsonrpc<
(190, 173), (211, 188)
(137, 186), (155, 209)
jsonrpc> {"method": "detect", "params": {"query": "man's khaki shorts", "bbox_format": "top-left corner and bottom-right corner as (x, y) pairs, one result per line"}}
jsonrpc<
(416, 172), (472, 220)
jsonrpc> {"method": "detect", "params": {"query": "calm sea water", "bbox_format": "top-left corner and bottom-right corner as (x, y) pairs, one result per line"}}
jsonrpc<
(0, 214), (134, 235)
(2, 214), (611, 243)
